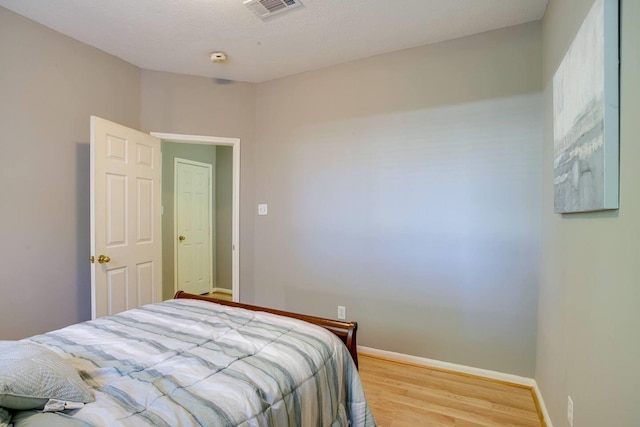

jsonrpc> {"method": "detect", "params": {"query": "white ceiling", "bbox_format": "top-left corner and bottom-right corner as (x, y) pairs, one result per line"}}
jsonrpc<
(0, 0), (548, 83)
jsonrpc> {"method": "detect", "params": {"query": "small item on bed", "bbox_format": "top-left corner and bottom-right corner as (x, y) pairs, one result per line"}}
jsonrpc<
(0, 342), (94, 411)
(43, 400), (85, 413)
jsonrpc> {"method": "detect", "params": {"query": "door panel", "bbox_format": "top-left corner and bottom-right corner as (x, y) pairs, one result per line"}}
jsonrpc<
(91, 116), (162, 319)
(107, 266), (128, 315)
(137, 178), (153, 242)
(137, 262), (154, 306)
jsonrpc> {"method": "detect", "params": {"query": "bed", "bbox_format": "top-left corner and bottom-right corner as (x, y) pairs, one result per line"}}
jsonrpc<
(0, 292), (376, 427)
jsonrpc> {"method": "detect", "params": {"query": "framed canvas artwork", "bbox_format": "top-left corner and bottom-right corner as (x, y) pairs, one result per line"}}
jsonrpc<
(553, 0), (619, 213)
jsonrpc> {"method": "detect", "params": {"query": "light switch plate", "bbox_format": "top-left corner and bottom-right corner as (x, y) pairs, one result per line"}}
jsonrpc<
(258, 204), (268, 216)
(337, 306), (346, 320)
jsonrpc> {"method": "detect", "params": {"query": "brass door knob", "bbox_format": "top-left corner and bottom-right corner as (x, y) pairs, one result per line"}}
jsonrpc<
(178, 235), (186, 241)
(97, 254), (111, 264)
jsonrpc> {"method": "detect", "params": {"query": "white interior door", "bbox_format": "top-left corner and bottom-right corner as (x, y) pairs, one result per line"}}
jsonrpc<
(175, 159), (212, 295)
(90, 116), (162, 319)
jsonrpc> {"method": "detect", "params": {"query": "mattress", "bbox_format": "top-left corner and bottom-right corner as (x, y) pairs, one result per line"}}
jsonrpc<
(14, 299), (376, 427)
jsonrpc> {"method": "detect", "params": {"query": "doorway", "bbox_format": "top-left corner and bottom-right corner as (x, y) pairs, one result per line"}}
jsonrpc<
(152, 132), (240, 303)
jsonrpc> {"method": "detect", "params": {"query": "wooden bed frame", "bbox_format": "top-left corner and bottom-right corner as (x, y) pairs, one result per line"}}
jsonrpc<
(174, 291), (359, 369)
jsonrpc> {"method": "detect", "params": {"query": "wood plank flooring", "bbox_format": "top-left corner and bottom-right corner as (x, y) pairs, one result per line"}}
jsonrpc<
(358, 354), (543, 427)
(203, 291), (232, 301)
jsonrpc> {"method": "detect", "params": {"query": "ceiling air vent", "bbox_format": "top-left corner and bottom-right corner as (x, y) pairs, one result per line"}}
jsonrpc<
(244, 0), (303, 20)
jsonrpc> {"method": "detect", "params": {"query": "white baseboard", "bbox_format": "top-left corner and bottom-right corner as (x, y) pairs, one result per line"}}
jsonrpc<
(211, 287), (232, 295)
(533, 382), (554, 427)
(357, 346), (553, 426)
(358, 346), (534, 386)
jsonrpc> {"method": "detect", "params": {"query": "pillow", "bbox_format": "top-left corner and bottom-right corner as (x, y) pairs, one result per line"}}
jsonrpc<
(12, 410), (93, 427)
(0, 342), (94, 411)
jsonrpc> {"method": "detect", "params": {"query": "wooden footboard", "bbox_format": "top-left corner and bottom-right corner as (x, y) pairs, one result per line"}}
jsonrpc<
(174, 291), (359, 369)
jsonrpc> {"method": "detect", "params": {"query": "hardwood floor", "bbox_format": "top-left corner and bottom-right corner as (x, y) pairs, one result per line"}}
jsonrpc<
(358, 354), (543, 427)
(203, 291), (232, 301)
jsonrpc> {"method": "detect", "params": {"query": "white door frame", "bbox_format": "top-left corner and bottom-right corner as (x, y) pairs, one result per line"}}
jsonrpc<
(152, 132), (240, 302)
(174, 157), (214, 296)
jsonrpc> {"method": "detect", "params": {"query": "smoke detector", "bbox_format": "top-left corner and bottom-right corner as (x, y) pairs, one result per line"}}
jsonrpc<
(210, 52), (228, 63)
(244, 0), (303, 20)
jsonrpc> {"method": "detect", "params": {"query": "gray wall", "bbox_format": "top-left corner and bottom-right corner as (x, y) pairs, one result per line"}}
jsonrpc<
(537, 0), (640, 425)
(160, 142), (217, 301)
(140, 70), (256, 301)
(0, 5), (552, 382)
(216, 146), (233, 291)
(0, 7), (141, 339)
(253, 22), (543, 376)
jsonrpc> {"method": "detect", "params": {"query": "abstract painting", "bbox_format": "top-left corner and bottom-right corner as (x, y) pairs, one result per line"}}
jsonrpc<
(553, 0), (619, 213)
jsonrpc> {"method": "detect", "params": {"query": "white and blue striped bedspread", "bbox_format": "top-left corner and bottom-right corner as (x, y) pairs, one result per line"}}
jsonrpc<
(24, 299), (376, 427)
